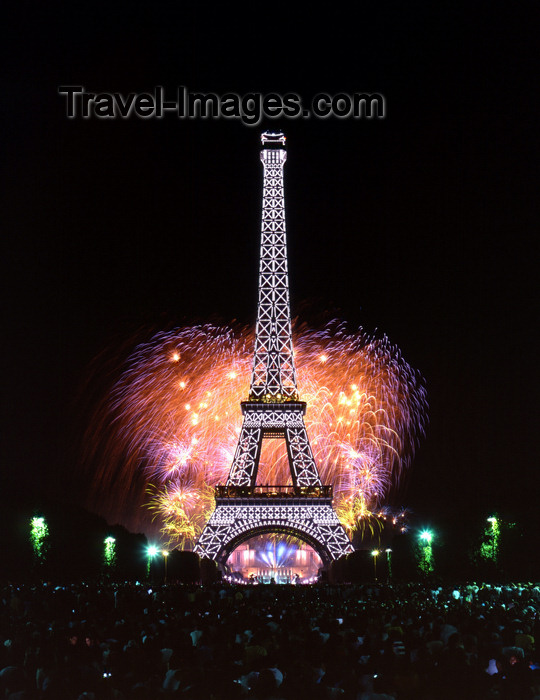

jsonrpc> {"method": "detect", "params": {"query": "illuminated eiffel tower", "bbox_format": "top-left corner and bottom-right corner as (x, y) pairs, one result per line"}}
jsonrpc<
(194, 132), (353, 566)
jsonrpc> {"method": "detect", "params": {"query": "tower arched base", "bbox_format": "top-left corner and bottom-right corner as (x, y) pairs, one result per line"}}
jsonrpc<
(195, 497), (353, 566)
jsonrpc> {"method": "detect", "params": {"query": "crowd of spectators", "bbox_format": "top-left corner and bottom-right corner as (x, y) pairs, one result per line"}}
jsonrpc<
(1, 579), (539, 699)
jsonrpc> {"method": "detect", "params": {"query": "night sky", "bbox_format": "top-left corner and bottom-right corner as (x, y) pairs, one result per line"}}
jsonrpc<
(3, 4), (539, 535)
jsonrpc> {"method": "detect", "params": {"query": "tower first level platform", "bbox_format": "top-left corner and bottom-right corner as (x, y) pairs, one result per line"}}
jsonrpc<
(195, 487), (352, 565)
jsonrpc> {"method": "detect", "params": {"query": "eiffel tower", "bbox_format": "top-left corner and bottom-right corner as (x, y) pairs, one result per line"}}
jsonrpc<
(194, 132), (353, 566)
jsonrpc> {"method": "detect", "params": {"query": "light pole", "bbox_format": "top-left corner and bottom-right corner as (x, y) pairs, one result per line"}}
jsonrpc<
(147, 545), (158, 578)
(162, 550), (169, 583)
(385, 548), (392, 579)
(371, 549), (380, 580)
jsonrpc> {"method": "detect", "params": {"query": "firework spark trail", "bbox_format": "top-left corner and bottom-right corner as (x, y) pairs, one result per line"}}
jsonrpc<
(83, 321), (427, 544)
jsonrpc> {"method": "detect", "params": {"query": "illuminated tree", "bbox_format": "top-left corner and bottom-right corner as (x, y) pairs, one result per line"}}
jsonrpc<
(30, 516), (49, 564)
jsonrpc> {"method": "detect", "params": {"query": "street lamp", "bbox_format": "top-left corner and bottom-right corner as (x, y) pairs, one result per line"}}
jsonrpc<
(147, 545), (159, 578)
(420, 530), (433, 544)
(385, 548), (392, 579)
(371, 549), (380, 580)
(162, 550), (169, 583)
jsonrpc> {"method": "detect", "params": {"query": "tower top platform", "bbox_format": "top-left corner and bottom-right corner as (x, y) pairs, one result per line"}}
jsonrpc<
(261, 131), (286, 147)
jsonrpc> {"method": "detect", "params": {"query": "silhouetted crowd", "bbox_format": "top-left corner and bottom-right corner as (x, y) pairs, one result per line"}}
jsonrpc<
(1, 580), (539, 699)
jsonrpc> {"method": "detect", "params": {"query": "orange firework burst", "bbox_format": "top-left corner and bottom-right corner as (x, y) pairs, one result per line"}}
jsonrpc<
(82, 321), (427, 543)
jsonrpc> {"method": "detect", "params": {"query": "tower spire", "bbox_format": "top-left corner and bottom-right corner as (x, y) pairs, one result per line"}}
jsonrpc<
(250, 132), (298, 401)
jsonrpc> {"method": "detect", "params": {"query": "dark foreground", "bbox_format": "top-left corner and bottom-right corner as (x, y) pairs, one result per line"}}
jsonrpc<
(1, 581), (539, 699)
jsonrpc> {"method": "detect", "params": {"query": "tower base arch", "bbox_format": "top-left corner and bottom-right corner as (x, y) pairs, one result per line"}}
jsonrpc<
(194, 494), (353, 566)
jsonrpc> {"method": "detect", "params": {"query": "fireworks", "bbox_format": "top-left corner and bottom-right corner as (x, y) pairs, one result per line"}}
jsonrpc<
(83, 320), (427, 545)
(146, 476), (215, 547)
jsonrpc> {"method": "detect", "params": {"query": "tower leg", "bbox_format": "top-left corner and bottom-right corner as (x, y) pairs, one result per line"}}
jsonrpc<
(226, 419), (262, 487)
(285, 423), (322, 487)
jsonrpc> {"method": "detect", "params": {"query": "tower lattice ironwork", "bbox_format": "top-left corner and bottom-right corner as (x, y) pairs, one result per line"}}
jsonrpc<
(194, 132), (353, 566)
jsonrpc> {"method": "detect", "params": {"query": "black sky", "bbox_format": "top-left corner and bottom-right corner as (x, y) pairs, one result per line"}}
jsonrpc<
(2, 4), (539, 532)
